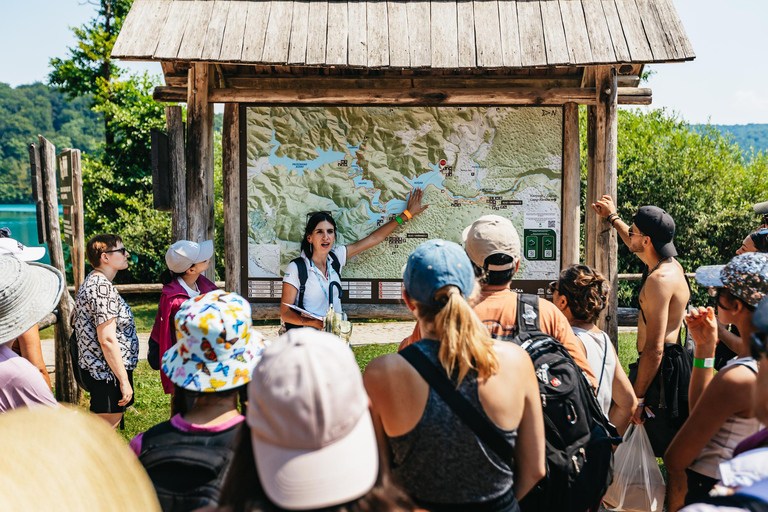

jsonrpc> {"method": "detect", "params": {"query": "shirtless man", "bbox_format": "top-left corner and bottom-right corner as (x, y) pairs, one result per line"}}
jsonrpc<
(592, 195), (689, 457)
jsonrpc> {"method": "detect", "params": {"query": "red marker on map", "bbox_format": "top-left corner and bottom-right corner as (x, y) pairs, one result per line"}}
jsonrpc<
(439, 159), (447, 168)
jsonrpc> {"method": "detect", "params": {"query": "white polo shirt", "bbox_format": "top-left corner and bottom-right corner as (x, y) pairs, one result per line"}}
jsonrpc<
(283, 246), (347, 317)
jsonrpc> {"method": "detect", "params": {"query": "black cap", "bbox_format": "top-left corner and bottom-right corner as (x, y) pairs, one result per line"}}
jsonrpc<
(633, 206), (677, 258)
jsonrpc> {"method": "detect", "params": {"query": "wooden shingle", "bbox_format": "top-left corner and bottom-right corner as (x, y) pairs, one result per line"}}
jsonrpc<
(112, 0), (695, 67)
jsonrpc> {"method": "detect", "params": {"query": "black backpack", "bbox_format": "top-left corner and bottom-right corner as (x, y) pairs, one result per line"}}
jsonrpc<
(504, 294), (620, 512)
(138, 421), (239, 512)
(291, 251), (342, 309)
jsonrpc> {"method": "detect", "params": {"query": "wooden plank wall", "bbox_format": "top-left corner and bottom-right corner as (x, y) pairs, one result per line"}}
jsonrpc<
(113, 0), (695, 68)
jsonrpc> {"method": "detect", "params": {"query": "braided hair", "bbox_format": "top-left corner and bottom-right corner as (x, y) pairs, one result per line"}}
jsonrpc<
(556, 264), (609, 323)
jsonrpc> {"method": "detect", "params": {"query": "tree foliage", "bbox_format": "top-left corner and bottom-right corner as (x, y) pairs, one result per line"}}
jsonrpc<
(0, 82), (103, 203)
(580, 108), (768, 306)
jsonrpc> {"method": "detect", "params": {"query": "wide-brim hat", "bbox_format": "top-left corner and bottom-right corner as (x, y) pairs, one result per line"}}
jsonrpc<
(162, 290), (266, 392)
(247, 329), (378, 510)
(0, 256), (65, 345)
(0, 407), (161, 512)
(695, 253), (768, 307)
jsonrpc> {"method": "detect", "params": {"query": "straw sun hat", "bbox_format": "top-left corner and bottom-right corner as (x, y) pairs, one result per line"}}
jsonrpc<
(0, 407), (161, 512)
(0, 255), (65, 345)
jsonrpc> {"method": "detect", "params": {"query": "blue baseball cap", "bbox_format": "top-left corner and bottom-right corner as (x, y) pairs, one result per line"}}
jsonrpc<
(403, 240), (475, 307)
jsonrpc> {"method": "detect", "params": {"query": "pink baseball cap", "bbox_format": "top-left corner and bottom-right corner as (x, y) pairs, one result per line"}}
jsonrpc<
(247, 328), (378, 510)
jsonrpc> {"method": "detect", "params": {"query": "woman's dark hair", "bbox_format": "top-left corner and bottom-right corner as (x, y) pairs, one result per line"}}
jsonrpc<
(301, 213), (337, 258)
(159, 269), (187, 285)
(749, 229), (768, 253)
(556, 264), (608, 323)
(218, 423), (416, 512)
(718, 288), (757, 313)
(171, 384), (248, 417)
(471, 253), (517, 286)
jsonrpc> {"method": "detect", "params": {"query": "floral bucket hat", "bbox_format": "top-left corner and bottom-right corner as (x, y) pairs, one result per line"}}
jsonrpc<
(695, 252), (768, 307)
(162, 290), (266, 392)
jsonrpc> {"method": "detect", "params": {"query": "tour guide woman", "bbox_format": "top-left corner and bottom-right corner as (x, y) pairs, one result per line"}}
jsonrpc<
(280, 188), (427, 330)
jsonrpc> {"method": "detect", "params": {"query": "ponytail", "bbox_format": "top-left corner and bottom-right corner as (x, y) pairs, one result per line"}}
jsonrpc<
(413, 285), (498, 383)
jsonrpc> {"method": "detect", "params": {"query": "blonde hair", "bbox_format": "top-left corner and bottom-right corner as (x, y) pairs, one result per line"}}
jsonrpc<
(412, 284), (498, 384)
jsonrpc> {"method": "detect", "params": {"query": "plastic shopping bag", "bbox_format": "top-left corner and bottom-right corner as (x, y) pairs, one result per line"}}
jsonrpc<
(603, 424), (666, 512)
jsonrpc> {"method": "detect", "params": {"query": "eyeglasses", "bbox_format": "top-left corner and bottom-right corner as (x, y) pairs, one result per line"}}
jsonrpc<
(547, 281), (559, 295)
(628, 227), (646, 237)
(104, 247), (128, 255)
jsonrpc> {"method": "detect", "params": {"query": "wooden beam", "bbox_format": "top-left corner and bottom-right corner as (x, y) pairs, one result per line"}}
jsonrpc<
(186, 63), (215, 280)
(165, 105), (187, 242)
(561, 102), (580, 268)
(222, 103), (241, 295)
(155, 85), (649, 105)
(585, 104), (597, 269)
(71, 149), (85, 293)
(38, 136), (79, 404)
(592, 66), (619, 346)
(249, 303), (413, 320)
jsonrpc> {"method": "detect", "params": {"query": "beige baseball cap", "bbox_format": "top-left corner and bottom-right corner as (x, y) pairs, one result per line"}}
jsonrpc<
(462, 215), (521, 270)
(247, 328), (378, 510)
(165, 239), (214, 273)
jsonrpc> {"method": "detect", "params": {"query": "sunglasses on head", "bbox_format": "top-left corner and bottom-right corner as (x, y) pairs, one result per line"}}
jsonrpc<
(306, 211), (333, 222)
(104, 247), (128, 255)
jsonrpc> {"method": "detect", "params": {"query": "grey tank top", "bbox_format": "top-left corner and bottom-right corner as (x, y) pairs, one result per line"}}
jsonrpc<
(389, 339), (518, 505)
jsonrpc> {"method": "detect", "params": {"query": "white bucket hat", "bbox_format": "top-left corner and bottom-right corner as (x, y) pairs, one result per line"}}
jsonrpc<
(0, 255), (65, 344)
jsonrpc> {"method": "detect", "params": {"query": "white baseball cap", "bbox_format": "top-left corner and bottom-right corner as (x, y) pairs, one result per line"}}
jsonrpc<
(0, 238), (46, 262)
(164, 240), (214, 273)
(247, 329), (378, 510)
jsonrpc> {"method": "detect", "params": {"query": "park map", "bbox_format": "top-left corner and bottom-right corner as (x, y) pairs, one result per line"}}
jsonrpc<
(245, 106), (563, 293)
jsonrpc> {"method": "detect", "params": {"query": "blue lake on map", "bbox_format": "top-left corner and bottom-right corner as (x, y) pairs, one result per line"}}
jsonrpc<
(268, 131), (345, 177)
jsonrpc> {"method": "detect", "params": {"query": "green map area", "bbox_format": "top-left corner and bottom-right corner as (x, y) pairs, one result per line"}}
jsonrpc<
(245, 106), (563, 281)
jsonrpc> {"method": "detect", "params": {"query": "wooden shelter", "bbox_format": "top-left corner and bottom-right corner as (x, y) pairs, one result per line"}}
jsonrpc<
(112, 0), (694, 340)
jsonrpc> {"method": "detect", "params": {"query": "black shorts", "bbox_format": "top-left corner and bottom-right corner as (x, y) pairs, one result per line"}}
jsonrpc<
(82, 370), (134, 414)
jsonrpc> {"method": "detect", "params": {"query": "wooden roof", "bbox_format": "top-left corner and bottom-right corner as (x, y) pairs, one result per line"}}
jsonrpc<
(112, 0), (694, 69)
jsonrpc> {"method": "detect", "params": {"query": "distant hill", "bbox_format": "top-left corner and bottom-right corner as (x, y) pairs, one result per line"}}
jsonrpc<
(698, 123), (768, 155)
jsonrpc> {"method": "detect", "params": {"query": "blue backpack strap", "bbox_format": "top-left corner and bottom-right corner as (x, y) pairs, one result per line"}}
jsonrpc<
(291, 257), (308, 310)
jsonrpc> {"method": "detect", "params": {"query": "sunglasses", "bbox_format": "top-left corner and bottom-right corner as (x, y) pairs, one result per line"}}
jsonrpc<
(0, 227), (10, 238)
(628, 227), (646, 237)
(547, 281), (559, 295)
(104, 247), (128, 255)
(751, 332), (768, 360)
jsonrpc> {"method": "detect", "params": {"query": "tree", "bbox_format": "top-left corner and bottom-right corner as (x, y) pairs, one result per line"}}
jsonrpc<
(49, 0), (131, 148)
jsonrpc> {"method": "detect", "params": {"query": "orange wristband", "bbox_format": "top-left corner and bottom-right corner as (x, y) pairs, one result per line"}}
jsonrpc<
(403, 209), (413, 220)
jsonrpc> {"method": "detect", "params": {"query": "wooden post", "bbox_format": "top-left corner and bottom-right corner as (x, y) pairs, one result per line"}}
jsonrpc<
(166, 106), (187, 242)
(71, 149), (85, 292)
(38, 136), (79, 403)
(186, 64), (215, 280)
(28, 144), (47, 244)
(561, 103), (580, 267)
(585, 105), (597, 268)
(592, 66), (619, 345)
(223, 103), (241, 295)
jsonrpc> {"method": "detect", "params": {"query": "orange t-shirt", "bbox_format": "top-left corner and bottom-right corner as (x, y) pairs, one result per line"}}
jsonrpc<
(398, 289), (597, 388)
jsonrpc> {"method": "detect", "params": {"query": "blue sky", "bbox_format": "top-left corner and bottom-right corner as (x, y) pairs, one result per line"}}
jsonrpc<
(1, 0), (766, 125)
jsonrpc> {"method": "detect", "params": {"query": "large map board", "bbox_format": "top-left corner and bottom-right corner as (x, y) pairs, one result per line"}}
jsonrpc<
(242, 106), (563, 303)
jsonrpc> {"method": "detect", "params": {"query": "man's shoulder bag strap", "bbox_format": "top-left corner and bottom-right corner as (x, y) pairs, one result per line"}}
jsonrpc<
(516, 293), (541, 334)
(399, 344), (514, 463)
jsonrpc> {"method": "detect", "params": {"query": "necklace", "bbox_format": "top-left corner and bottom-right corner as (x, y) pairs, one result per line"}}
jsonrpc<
(646, 257), (668, 277)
